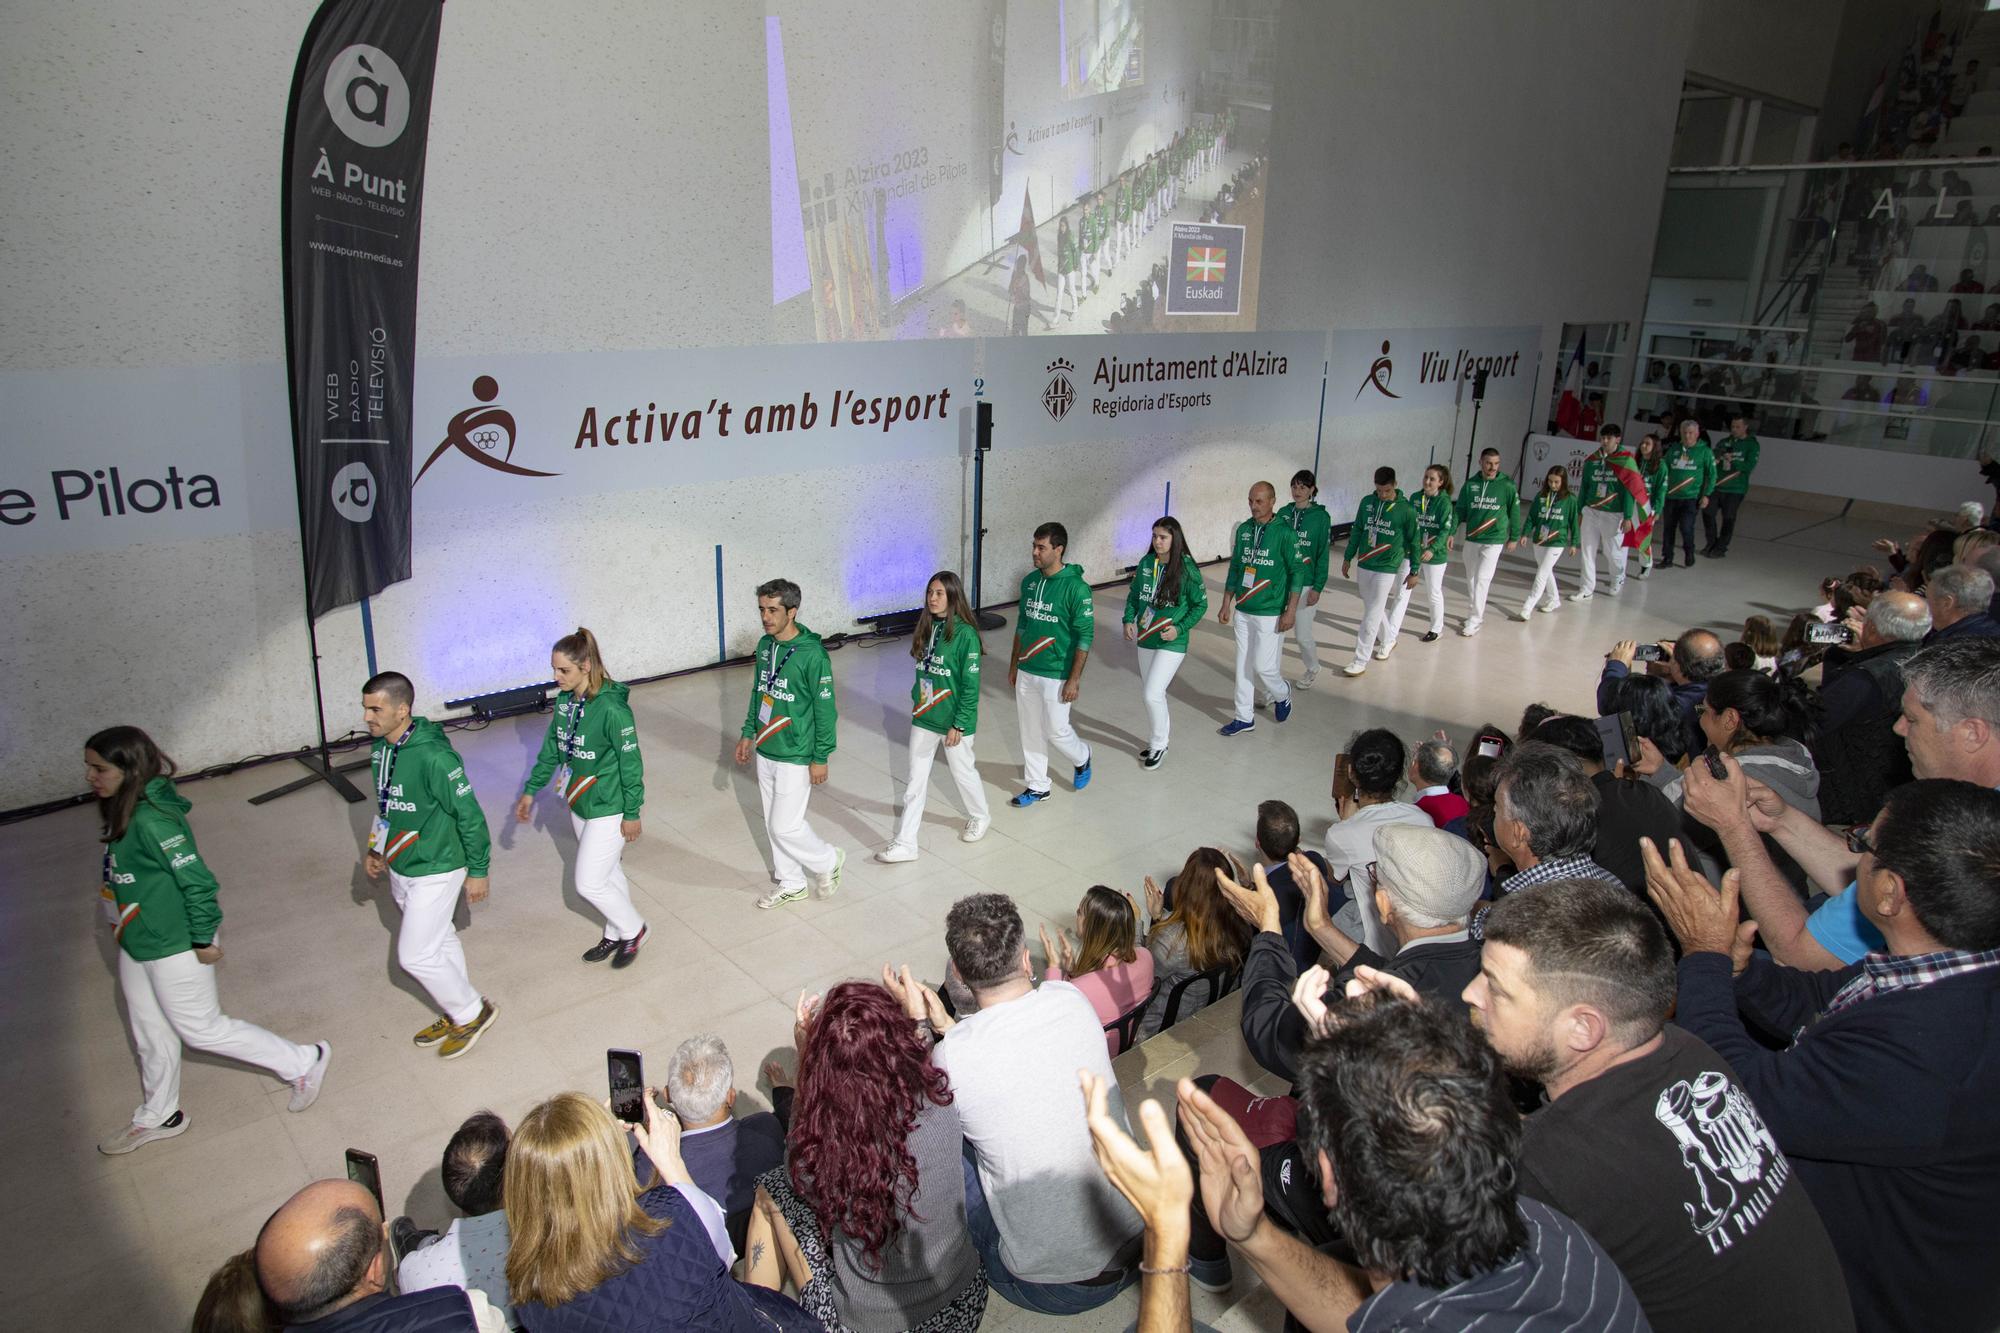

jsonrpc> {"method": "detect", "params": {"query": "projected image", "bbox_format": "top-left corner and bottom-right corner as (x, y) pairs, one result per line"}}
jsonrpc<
(765, 0), (1274, 343)
(1061, 0), (1144, 100)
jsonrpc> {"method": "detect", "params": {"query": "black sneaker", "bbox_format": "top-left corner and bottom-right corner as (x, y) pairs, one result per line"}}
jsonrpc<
(582, 937), (619, 963)
(611, 925), (648, 970)
(1420, 631), (1440, 643)
(1142, 747), (1166, 770)
(389, 1216), (437, 1263)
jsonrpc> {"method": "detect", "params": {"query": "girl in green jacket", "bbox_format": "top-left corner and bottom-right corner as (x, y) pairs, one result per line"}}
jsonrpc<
(878, 570), (990, 861)
(87, 726), (329, 1156)
(1386, 463), (1456, 645)
(1122, 516), (1209, 768)
(1515, 466), (1581, 620)
(1633, 432), (1667, 576)
(515, 628), (650, 967)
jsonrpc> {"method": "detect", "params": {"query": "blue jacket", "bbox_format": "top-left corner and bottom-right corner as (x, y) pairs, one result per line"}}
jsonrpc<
(674, 1113), (786, 1256)
(516, 1185), (813, 1333)
(1675, 951), (2000, 1332)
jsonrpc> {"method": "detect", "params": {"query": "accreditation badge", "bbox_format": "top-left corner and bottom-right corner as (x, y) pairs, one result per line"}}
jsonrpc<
(759, 694), (775, 726)
(553, 764), (572, 796)
(1240, 567), (1258, 590)
(1140, 607), (1156, 631)
(369, 816), (391, 854)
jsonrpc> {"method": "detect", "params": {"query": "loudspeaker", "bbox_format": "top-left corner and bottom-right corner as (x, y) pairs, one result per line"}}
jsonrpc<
(976, 399), (994, 453)
(1472, 368), (1490, 402)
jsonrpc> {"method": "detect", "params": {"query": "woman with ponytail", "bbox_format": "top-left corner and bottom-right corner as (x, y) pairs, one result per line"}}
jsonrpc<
(877, 571), (989, 863)
(1121, 515), (1208, 768)
(515, 628), (650, 966)
(87, 726), (329, 1155)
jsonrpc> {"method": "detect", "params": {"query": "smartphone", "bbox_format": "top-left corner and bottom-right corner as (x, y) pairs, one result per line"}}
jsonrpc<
(1633, 643), (1669, 663)
(607, 1048), (645, 1125)
(1805, 622), (1854, 645)
(1331, 753), (1355, 805)
(345, 1149), (383, 1216)
(1702, 747), (1730, 780)
(1593, 711), (1638, 771)
(1474, 733), (1507, 760)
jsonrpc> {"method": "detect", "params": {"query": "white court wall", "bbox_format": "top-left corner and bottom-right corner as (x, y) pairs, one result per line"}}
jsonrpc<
(1, 0), (1699, 809)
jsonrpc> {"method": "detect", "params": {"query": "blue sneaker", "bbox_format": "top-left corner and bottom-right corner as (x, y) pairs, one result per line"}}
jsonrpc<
(1010, 788), (1049, 808)
(1073, 759), (1093, 791)
(1218, 718), (1255, 737)
(1188, 1251), (1234, 1295)
(1274, 698), (1292, 723)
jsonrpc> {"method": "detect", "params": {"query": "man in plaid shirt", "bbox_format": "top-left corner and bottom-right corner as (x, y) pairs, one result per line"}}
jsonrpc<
(1645, 780), (2000, 1333)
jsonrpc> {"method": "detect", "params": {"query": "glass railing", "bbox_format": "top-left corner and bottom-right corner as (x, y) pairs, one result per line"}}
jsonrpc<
(1637, 157), (2000, 458)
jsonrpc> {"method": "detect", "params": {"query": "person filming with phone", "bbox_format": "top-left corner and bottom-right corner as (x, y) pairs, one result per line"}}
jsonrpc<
(1812, 590), (1930, 825)
(1597, 629), (1725, 757)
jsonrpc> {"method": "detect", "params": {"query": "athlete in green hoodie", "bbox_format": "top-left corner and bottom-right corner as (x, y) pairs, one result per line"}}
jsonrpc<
(1659, 418), (1717, 569)
(1343, 465), (1422, 675)
(1703, 412), (1760, 557)
(361, 671), (498, 1059)
(1576, 424), (1639, 599)
(1123, 514), (1209, 767)
(1385, 462), (1457, 646)
(514, 627), (650, 967)
(1279, 469), (1335, 686)
(879, 570), (991, 861)
(1011, 521), (1095, 803)
(735, 577), (845, 908)
(87, 725), (329, 1155)
(1511, 466), (1581, 620)
(1056, 214), (1080, 322)
(1454, 447), (1524, 635)
(1219, 480), (1302, 734)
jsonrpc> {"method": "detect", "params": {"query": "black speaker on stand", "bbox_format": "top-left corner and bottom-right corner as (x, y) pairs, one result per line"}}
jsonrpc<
(968, 400), (1007, 631)
(1461, 367), (1490, 481)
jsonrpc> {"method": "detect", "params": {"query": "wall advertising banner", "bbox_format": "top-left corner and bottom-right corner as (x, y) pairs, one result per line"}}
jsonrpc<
(1329, 325), (1539, 418)
(282, 0), (443, 617)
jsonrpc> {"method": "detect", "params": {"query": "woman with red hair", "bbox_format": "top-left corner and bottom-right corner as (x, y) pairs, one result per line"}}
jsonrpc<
(746, 981), (985, 1332)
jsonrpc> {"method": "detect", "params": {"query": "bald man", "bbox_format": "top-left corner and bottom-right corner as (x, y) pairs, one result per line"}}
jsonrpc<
(1217, 481), (1303, 735)
(255, 1178), (506, 1330)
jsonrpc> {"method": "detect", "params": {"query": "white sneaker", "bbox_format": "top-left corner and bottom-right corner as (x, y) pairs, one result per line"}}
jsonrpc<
(757, 882), (808, 910)
(960, 818), (989, 843)
(1508, 609), (1531, 622)
(1342, 663), (1367, 677)
(874, 844), (918, 864)
(1573, 590), (1594, 601)
(99, 1114), (189, 1156)
(815, 847), (846, 897)
(1459, 621), (1481, 637)
(288, 1041), (331, 1113)
(1608, 582), (1625, 596)
(1542, 599), (1562, 613)
(1296, 670), (1317, 690)
(1373, 643), (1393, 661)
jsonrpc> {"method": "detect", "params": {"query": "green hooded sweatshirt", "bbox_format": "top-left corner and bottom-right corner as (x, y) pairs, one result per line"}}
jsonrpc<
(1345, 491), (1420, 574)
(524, 679), (644, 820)
(1456, 474), (1523, 544)
(1227, 517), (1302, 615)
(1664, 440), (1717, 502)
(742, 624), (839, 765)
(1278, 500), (1333, 590)
(1410, 489), (1455, 565)
(372, 717), (492, 878)
(1579, 447), (1640, 523)
(1713, 434), (1759, 495)
(1123, 551), (1209, 655)
(912, 615), (982, 736)
(1527, 490), (1581, 547)
(104, 777), (220, 962)
(1016, 563), (1096, 679)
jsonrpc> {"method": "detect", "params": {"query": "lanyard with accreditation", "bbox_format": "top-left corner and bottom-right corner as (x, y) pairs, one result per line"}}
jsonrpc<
(755, 643), (801, 745)
(914, 623), (956, 720)
(1238, 522), (1272, 602)
(369, 722), (417, 859)
(552, 691), (588, 804)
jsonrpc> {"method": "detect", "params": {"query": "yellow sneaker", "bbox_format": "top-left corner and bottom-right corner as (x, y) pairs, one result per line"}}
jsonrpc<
(412, 1016), (454, 1048)
(439, 1000), (498, 1061)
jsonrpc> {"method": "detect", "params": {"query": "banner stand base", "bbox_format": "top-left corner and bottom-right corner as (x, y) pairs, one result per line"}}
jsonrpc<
(249, 749), (368, 807)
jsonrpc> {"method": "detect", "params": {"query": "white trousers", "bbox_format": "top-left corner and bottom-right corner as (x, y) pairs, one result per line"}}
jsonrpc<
(1350, 567), (1406, 666)
(121, 947), (314, 1128)
(1136, 646), (1187, 750)
(891, 726), (990, 848)
(571, 812), (645, 941)
(1386, 561), (1448, 641)
(1578, 508), (1627, 595)
(1232, 611), (1290, 719)
(756, 755), (838, 890)
(1016, 672), (1091, 794)
(1522, 544), (1566, 613)
(1056, 271), (1080, 318)
(1462, 542), (1505, 627)
(1291, 594), (1323, 675)
(391, 868), (483, 1027)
